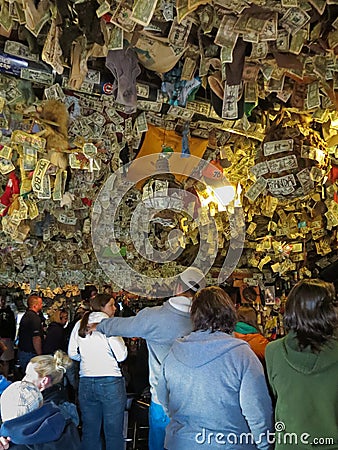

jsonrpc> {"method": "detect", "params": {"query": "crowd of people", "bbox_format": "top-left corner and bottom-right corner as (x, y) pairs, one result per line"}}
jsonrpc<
(0, 274), (336, 450)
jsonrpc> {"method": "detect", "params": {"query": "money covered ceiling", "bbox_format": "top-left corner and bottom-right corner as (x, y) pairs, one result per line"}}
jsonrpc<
(0, 0), (337, 297)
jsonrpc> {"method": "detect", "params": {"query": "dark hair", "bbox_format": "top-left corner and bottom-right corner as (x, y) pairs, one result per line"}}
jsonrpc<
(191, 286), (237, 334)
(237, 305), (258, 329)
(242, 286), (257, 304)
(78, 293), (112, 338)
(284, 279), (338, 352)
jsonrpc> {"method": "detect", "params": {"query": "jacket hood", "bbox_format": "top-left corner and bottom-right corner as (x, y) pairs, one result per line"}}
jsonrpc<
(0, 402), (66, 445)
(282, 332), (338, 375)
(88, 311), (109, 324)
(171, 330), (247, 368)
(0, 375), (11, 394)
(234, 321), (258, 334)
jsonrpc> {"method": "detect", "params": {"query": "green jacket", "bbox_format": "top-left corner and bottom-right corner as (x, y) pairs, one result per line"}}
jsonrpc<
(265, 332), (338, 450)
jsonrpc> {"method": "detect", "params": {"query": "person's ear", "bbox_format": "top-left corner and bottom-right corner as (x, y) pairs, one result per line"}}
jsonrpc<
(40, 376), (51, 390)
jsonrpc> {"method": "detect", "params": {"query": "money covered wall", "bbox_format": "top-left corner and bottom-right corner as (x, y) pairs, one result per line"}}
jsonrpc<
(0, 0), (337, 296)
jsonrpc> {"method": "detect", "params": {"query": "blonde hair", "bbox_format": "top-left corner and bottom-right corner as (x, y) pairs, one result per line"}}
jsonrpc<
(30, 350), (72, 385)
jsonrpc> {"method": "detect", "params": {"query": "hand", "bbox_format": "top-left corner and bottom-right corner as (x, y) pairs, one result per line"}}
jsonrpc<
(0, 436), (10, 449)
(86, 323), (99, 335)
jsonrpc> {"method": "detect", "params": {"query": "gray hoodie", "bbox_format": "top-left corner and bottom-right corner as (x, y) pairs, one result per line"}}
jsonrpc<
(157, 330), (273, 450)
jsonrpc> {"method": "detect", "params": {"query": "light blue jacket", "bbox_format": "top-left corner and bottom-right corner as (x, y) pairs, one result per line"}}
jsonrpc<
(157, 330), (273, 450)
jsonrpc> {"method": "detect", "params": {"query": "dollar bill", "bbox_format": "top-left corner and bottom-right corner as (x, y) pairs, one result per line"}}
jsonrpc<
(215, 16), (238, 47)
(268, 76), (285, 92)
(130, 0), (159, 26)
(277, 90), (292, 103)
(0, 3), (13, 32)
(306, 82), (320, 109)
(85, 69), (101, 84)
(44, 83), (66, 101)
(136, 112), (148, 133)
(27, 11), (51, 38)
(332, 16), (338, 29)
(22, 145), (37, 171)
(248, 42), (268, 60)
(186, 100), (210, 116)
(167, 105), (195, 120)
(162, 0), (174, 21)
(280, 7), (311, 34)
(242, 30), (259, 43)
(89, 112), (106, 127)
(263, 139), (293, 156)
(259, 13), (278, 41)
(289, 28), (307, 54)
(105, 106), (124, 124)
(4, 41), (39, 62)
(168, 18), (192, 47)
(310, 166), (324, 182)
(32, 159), (50, 193)
(276, 29), (290, 51)
(181, 57), (197, 80)
(0, 97), (5, 114)
(0, 157), (15, 174)
(137, 100), (162, 112)
(222, 83), (239, 120)
(245, 81), (258, 104)
(96, 0), (111, 17)
(260, 64), (274, 81)
(307, 0), (326, 14)
(53, 169), (67, 201)
(108, 25), (124, 50)
(0, 145), (12, 160)
(233, 14), (250, 33)
(57, 214), (77, 226)
(111, 3), (136, 32)
(281, 0), (298, 6)
(296, 168), (314, 193)
(246, 16), (269, 32)
(11, 130), (46, 150)
(267, 155), (298, 173)
(267, 174), (296, 195)
(250, 161), (269, 177)
(220, 45), (234, 64)
(245, 177), (267, 201)
(14, 1), (26, 24)
(18, 197), (28, 221)
(136, 83), (150, 99)
(21, 68), (54, 85)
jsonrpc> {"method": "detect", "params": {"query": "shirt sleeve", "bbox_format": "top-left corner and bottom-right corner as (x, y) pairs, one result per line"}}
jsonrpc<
(31, 314), (42, 337)
(97, 308), (155, 339)
(107, 336), (128, 362)
(68, 321), (81, 361)
(156, 358), (170, 415)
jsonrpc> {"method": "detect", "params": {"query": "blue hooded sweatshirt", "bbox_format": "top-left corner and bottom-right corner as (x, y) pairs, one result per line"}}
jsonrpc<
(1, 403), (66, 445)
(157, 330), (273, 450)
(0, 375), (11, 394)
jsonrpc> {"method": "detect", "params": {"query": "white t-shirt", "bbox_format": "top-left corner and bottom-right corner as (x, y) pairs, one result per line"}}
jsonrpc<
(68, 311), (127, 377)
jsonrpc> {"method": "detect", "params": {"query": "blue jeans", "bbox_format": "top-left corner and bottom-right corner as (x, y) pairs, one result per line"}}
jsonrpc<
(79, 376), (126, 450)
(149, 401), (170, 450)
(18, 350), (36, 372)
